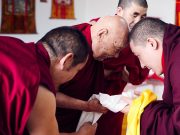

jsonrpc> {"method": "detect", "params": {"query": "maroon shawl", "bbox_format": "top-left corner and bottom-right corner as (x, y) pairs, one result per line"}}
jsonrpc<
(103, 46), (149, 95)
(0, 36), (55, 135)
(140, 24), (180, 135)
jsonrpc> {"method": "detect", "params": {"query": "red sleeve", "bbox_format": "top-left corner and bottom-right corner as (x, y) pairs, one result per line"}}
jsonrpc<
(0, 37), (40, 135)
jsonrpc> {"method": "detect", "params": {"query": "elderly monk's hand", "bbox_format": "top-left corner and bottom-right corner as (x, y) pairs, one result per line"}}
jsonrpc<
(85, 98), (108, 113)
(121, 96), (133, 114)
(77, 122), (97, 135)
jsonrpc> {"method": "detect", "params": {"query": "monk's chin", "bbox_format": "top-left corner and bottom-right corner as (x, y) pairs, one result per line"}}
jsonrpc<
(94, 57), (104, 61)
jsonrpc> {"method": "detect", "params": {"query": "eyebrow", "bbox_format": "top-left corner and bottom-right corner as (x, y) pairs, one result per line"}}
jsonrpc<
(133, 12), (140, 15)
(133, 12), (147, 17)
(142, 13), (147, 17)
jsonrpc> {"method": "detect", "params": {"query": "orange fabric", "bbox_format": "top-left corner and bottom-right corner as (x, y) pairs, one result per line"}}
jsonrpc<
(0, 0), (36, 33)
(51, 0), (75, 19)
(121, 115), (127, 135)
(176, 0), (180, 26)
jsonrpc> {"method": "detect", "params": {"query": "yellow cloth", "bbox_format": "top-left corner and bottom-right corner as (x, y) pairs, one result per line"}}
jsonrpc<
(127, 90), (157, 135)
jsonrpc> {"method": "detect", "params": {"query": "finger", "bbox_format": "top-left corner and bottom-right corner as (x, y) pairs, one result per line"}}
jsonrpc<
(92, 123), (98, 129)
(124, 66), (129, 75)
(121, 104), (130, 114)
(134, 90), (141, 96)
(101, 108), (108, 113)
(124, 66), (128, 73)
(121, 96), (132, 104)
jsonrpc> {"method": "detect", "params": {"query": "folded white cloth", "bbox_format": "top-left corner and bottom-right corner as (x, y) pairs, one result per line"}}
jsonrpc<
(76, 91), (136, 131)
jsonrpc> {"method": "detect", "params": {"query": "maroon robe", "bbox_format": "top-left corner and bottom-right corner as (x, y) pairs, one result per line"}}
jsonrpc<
(0, 36), (55, 135)
(95, 47), (149, 135)
(89, 18), (149, 135)
(140, 24), (180, 134)
(56, 21), (148, 135)
(56, 23), (105, 132)
(90, 18), (149, 95)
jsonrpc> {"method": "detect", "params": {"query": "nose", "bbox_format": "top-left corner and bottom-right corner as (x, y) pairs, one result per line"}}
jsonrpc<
(134, 17), (141, 25)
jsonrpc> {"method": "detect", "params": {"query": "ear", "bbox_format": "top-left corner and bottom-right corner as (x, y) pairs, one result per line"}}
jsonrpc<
(89, 20), (96, 26)
(97, 28), (108, 42)
(116, 6), (123, 16)
(147, 38), (158, 50)
(58, 53), (74, 70)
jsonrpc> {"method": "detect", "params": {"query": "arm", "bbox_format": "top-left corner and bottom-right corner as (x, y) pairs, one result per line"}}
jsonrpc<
(61, 123), (97, 135)
(27, 86), (59, 135)
(56, 92), (107, 113)
(27, 86), (97, 135)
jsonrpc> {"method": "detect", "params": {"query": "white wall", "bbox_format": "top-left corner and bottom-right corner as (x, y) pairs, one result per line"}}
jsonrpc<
(0, 0), (86, 42)
(0, 0), (176, 42)
(147, 0), (175, 23)
(84, 0), (119, 21)
(84, 0), (176, 23)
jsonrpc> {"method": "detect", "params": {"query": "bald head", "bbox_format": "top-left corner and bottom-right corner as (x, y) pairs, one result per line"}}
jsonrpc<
(94, 15), (128, 32)
(118, 0), (148, 9)
(91, 15), (128, 60)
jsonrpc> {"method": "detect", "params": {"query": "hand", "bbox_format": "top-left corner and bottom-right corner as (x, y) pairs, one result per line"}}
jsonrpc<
(121, 96), (133, 114)
(77, 122), (97, 135)
(104, 69), (112, 77)
(134, 90), (141, 96)
(122, 66), (129, 82)
(85, 98), (108, 113)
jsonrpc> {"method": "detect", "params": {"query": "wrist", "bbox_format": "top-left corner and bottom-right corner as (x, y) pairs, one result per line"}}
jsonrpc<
(80, 101), (89, 111)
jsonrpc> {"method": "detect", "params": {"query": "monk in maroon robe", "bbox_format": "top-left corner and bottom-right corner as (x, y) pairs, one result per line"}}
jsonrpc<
(127, 17), (180, 134)
(89, 18), (149, 135)
(88, 1), (149, 134)
(0, 27), (96, 135)
(56, 16), (129, 133)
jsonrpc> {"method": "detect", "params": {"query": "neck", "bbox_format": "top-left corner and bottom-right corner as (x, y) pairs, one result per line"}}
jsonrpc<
(50, 59), (62, 90)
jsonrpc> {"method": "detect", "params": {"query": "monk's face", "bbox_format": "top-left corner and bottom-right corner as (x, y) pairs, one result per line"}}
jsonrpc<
(59, 59), (87, 84)
(92, 25), (128, 61)
(65, 63), (85, 82)
(116, 2), (147, 31)
(93, 34), (127, 61)
(52, 56), (88, 86)
(130, 39), (163, 76)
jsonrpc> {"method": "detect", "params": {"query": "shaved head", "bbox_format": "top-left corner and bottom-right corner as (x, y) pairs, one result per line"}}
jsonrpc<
(39, 26), (89, 67)
(118, 0), (148, 9)
(91, 15), (128, 60)
(130, 17), (166, 46)
(96, 15), (128, 30)
(99, 15), (128, 48)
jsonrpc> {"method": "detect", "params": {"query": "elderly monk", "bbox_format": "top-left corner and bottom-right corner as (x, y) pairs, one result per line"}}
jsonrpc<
(56, 16), (129, 133)
(0, 27), (97, 135)
(122, 17), (180, 135)
(92, 1), (149, 135)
